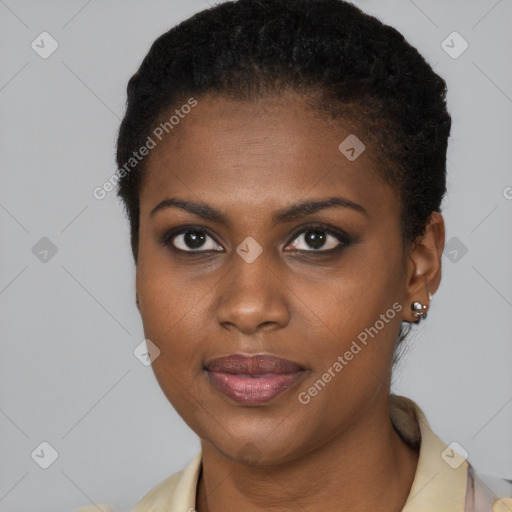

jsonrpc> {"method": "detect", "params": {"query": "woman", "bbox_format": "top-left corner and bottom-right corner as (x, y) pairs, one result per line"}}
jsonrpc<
(79, 0), (512, 510)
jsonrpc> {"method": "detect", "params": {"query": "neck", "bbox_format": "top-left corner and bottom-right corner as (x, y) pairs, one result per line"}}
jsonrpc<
(196, 394), (419, 512)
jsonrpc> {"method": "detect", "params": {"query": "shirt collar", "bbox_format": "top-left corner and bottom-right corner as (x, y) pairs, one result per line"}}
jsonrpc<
(391, 394), (468, 512)
(132, 394), (468, 512)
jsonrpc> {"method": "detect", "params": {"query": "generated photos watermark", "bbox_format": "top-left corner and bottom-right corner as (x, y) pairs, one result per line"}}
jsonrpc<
(93, 97), (198, 200)
(298, 301), (403, 405)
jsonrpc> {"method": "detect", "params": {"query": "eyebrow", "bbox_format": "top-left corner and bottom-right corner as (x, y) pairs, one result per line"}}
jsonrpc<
(149, 196), (367, 225)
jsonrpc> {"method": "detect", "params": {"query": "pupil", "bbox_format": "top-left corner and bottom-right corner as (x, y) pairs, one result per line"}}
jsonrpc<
(306, 230), (326, 249)
(185, 231), (205, 249)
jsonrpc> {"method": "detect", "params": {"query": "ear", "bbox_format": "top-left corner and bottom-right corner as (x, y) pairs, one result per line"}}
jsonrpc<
(403, 212), (445, 323)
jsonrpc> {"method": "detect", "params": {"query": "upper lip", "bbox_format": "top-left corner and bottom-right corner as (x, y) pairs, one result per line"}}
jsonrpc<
(205, 354), (304, 375)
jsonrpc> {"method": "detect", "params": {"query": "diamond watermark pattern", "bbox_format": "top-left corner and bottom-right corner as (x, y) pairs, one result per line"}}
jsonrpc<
(31, 441), (59, 469)
(32, 237), (58, 263)
(31, 32), (59, 59)
(443, 236), (468, 263)
(236, 236), (263, 263)
(338, 134), (366, 161)
(237, 442), (263, 465)
(441, 31), (468, 59)
(134, 338), (161, 366)
(441, 441), (468, 469)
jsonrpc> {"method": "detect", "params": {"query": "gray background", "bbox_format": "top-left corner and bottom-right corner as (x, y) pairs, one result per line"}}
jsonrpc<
(1, 0), (511, 511)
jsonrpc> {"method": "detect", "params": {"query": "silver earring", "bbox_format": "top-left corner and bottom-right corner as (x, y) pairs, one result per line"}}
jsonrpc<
(411, 301), (428, 320)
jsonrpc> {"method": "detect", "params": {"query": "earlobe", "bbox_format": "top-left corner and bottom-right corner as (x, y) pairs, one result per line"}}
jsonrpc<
(404, 212), (445, 323)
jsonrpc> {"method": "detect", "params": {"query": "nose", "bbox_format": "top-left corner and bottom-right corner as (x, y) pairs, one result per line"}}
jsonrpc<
(215, 250), (290, 335)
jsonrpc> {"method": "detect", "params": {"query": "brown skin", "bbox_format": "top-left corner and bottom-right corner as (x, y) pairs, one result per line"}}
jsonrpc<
(135, 91), (445, 512)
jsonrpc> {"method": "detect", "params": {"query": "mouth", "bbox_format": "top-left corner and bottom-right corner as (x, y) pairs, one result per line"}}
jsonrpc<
(204, 353), (306, 405)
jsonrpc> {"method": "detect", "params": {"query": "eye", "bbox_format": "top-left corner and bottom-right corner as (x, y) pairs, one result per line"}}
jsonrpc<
(161, 227), (223, 252)
(285, 225), (349, 252)
(160, 224), (350, 254)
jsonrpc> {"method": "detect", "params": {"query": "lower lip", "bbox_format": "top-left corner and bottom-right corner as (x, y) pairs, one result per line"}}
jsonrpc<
(206, 371), (305, 405)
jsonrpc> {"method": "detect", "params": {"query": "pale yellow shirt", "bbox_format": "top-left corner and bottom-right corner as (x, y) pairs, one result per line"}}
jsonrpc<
(76, 394), (512, 512)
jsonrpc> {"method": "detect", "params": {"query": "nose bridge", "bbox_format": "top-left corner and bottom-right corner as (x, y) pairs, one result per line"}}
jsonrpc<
(215, 245), (289, 333)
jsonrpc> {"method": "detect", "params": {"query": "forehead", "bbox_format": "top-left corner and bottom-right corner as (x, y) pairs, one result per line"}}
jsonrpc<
(139, 92), (398, 220)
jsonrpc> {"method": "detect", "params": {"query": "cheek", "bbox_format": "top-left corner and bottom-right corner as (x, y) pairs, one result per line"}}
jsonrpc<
(306, 278), (402, 382)
(293, 282), (403, 435)
(298, 247), (405, 388)
(136, 267), (208, 419)
(314, 256), (403, 336)
(136, 264), (206, 365)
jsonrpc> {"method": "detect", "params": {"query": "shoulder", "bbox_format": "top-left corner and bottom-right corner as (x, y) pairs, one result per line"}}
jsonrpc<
(131, 452), (202, 511)
(73, 505), (114, 512)
(129, 468), (185, 511)
(466, 465), (512, 512)
(73, 459), (195, 512)
(73, 472), (183, 512)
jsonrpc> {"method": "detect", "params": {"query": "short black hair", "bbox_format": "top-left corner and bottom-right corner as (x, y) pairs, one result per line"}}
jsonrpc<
(116, 0), (451, 265)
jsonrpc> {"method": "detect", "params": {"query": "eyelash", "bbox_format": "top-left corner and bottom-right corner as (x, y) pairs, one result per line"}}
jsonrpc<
(159, 223), (352, 256)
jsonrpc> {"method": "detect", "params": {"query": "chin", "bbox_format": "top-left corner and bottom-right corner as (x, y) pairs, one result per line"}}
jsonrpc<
(203, 428), (305, 468)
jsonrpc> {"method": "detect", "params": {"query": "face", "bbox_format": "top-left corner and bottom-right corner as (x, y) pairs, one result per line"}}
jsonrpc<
(136, 91), (415, 465)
